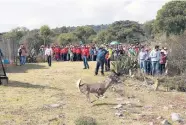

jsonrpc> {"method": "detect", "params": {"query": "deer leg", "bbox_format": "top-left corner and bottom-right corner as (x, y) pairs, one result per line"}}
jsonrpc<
(95, 94), (100, 99)
(86, 92), (91, 103)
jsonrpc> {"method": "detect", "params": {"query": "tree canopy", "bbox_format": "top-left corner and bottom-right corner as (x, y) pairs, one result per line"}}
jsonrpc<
(154, 1), (186, 35)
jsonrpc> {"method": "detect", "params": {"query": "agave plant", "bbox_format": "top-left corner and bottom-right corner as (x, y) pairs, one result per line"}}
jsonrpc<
(111, 54), (138, 76)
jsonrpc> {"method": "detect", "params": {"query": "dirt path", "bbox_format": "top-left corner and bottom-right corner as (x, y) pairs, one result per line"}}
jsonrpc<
(0, 62), (186, 125)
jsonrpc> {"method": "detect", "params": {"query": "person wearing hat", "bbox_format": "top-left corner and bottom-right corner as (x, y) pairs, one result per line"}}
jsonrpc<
(95, 45), (108, 76)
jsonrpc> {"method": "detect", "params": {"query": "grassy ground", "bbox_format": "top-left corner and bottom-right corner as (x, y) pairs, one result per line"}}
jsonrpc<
(0, 62), (186, 125)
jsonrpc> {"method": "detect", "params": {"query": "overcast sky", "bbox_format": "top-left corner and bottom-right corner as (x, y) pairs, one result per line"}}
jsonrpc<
(0, 0), (170, 32)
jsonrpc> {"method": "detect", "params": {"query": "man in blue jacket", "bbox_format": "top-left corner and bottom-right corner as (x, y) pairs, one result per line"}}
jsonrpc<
(95, 45), (108, 76)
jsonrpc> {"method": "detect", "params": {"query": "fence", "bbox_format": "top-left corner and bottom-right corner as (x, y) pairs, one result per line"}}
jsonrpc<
(0, 35), (19, 64)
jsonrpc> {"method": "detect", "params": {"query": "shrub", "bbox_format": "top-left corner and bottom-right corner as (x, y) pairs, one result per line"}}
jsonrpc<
(75, 116), (97, 125)
(111, 54), (138, 76)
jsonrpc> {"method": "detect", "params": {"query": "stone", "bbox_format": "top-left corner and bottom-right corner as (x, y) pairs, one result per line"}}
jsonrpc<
(157, 116), (162, 120)
(149, 122), (154, 125)
(49, 104), (61, 108)
(113, 104), (123, 109)
(161, 120), (171, 125)
(115, 112), (123, 117)
(171, 113), (182, 122)
(116, 98), (124, 101)
(163, 106), (169, 110)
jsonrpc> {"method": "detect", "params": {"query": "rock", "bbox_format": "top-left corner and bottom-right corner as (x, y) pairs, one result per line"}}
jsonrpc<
(161, 120), (171, 125)
(149, 122), (154, 125)
(163, 106), (169, 110)
(113, 104), (123, 109)
(157, 116), (162, 120)
(171, 113), (183, 122)
(115, 112), (123, 117)
(45, 104), (61, 108)
(169, 105), (174, 109)
(116, 98), (124, 101)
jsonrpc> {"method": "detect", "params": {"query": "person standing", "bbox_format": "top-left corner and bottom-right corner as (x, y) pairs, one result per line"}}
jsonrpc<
(45, 45), (53, 67)
(159, 50), (166, 75)
(0, 48), (3, 57)
(105, 46), (112, 71)
(20, 45), (27, 65)
(95, 45), (108, 76)
(150, 45), (160, 76)
(138, 46), (147, 73)
(17, 45), (22, 65)
(82, 45), (89, 69)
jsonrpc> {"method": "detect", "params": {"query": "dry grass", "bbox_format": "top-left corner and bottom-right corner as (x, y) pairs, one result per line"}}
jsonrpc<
(0, 62), (186, 125)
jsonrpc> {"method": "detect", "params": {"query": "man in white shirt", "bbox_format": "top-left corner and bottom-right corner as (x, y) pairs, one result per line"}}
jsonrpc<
(45, 45), (53, 67)
(150, 45), (160, 76)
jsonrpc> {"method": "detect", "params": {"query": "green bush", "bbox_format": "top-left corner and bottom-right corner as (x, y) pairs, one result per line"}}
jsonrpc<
(75, 116), (97, 125)
(111, 54), (138, 76)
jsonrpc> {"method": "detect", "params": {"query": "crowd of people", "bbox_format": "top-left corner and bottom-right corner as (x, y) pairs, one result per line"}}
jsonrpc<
(42, 43), (168, 76)
(0, 42), (168, 76)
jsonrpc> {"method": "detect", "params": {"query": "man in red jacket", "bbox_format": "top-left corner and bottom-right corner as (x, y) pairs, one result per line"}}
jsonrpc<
(54, 46), (60, 61)
(76, 47), (82, 61)
(63, 46), (68, 61)
(60, 47), (64, 61)
(72, 46), (77, 61)
(82, 45), (89, 69)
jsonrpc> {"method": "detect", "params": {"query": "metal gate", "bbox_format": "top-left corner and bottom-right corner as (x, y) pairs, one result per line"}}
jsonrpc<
(0, 35), (19, 64)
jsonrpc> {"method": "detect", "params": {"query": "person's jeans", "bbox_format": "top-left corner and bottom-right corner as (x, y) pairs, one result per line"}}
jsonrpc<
(77, 54), (81, 61)
(145, 61), (151, 75)
(95, 60), (104, 75)
(151, 61), (159, 76)
(91, 55), (94, 61)
(21, 56), (26, 65)
(63, 54), (67, 61)
(140, 60), (146, 73)
(105, 58), (110, 71)
(160, 64), (165, 75)
(47, 55), (52, 66)
(83, 56), (89, 69)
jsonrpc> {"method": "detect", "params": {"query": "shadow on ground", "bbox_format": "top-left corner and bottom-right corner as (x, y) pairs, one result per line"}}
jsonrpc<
(5, 80), (63, 91)
(92, 102), (143, 108)
(5, 63), (48, 73)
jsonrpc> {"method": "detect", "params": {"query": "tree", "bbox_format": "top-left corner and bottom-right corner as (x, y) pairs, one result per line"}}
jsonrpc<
(58, 33), (78, 45)
(154, 1), (186, 35)
(74, 26), (96, 43)
(110, 20), (145, 43)
(40, 25), (51, 46)
(3, 27), (29, 42)
(143, 20), (155, 38)
(20, 30), (43, 54)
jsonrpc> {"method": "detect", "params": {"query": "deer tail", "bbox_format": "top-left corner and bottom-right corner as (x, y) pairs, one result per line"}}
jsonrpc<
(76, 79), (82, 91)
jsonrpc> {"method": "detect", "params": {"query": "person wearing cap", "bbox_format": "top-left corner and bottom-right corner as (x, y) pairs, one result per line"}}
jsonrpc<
(95, 45), (108, 76)
(150, 45), (161, 76)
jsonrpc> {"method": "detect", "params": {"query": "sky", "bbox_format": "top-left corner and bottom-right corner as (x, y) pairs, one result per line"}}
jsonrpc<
(0, 0), (170, 32)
